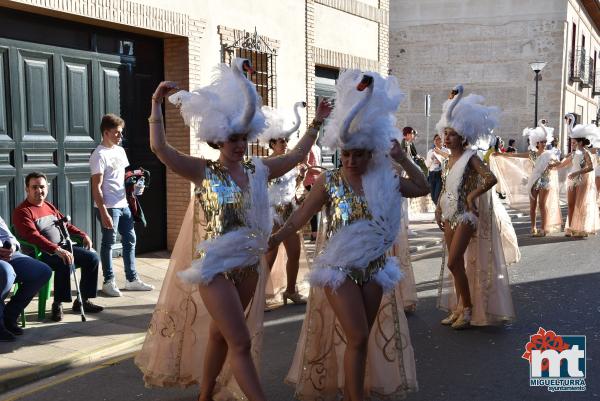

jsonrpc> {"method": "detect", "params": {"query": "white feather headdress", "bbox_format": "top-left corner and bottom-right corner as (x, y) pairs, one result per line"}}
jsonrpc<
(565, 113), (600, 145)
(323, 69), (405, 152)
(258, 101), (306, 145)
(435, 85), (500, 147)
(523, 119), (554, 151)
(168, 58), (266, 143)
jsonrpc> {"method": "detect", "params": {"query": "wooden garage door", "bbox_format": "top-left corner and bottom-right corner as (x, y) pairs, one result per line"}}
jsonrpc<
(0, 38), (120, 241)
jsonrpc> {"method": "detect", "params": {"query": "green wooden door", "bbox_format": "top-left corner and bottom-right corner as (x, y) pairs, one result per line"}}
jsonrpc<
(0, 38), (121, 241)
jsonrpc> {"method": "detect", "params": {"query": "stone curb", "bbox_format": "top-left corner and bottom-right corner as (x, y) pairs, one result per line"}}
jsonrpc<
(0, 334), (145, 394)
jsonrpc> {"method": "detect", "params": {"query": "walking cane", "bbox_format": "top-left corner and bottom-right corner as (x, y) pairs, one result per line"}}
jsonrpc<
(54, 216), (87, 322)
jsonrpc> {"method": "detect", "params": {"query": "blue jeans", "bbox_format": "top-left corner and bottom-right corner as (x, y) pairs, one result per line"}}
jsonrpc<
(0, 252), (52, 325)
(96, 207), (137, 283)
(428, 170), (442, 205)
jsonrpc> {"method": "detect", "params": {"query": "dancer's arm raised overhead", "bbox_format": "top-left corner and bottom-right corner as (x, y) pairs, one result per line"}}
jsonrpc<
(149, 81), (206, 185)
(465, 155), (498, 216)
(264, 100), (332, 179)
(268, 173), (328, 248)
(390, 139), (430, 198)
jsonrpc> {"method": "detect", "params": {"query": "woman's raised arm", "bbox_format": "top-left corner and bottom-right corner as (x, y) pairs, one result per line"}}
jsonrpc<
(263, 99), (332, 179)
(149, 81), (206, 185)
(268, 173), (328, 248)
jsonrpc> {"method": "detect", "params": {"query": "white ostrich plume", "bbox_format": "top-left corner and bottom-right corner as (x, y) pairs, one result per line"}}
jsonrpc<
(436, 85), (500, 147)
(168, 58), (266, 143)
(258, 101), (306, 144)
(523, 119), (554, 151)
(323, 69), (405, 152)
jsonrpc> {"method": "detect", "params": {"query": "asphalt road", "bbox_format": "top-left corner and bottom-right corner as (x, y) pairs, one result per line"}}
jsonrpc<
(5, 228), (600, 401)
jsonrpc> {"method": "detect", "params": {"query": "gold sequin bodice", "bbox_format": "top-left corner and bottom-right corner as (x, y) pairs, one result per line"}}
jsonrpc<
(440, 158), (480, 227)
(194, 160), (255, 241)
(530, 150), (551, 187)
(324, 169), (371, 239)
(322, 168), (386, 283)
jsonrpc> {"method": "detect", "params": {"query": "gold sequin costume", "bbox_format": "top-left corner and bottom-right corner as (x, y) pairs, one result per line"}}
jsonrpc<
(321, 168), (387, 285)
(135, 159), (269, 393)
(194, 159), (259, 283)
(529, 150), (550, 190)
(286, 167), (418, 400)
(568, 151), (586, 189)
(439, 158), (480, 230)
(268, 167), (299, 226)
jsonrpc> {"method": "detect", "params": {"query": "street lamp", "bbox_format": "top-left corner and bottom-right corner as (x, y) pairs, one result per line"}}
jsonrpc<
(530, 61), (547, 126)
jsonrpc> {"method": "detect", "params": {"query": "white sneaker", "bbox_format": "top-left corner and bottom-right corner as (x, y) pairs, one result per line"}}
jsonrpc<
(124, 278), (155, 291)
(102, 279), (122, 297)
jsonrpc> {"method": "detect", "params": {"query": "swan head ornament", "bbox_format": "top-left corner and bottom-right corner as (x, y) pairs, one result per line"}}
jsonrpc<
(167, 58), (266, 144)
(523, 119), (554, 151)
(435, 85), (500, 148)
(323, 69), (405, 152)
(258, 101), (307, 145)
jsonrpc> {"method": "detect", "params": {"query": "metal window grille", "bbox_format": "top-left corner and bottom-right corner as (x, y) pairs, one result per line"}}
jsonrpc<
(222, 28), (277, 157)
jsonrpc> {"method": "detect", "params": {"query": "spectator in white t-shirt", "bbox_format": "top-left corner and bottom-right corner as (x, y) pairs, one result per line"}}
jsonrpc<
(90, 114), (154, 297)
(425, 134), (449, 204)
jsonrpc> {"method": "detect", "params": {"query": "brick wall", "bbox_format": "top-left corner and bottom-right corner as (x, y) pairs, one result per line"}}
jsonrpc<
(306, 0), (317, 123)
(163, 20), (205, 250)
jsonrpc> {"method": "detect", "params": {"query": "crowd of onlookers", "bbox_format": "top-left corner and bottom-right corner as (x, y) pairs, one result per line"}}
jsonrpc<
(0, 114), (154, 342)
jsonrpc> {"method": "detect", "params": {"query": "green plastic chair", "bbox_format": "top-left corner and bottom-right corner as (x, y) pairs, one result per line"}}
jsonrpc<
(10, 232), (54, 323)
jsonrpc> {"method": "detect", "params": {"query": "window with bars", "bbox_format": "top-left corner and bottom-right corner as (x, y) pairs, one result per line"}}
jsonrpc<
(221, 29), (277, 157)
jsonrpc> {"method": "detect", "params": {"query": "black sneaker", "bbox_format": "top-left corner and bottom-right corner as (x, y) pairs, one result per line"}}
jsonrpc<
(73, 299), (104, 313)
(51, 303), (63, 322)
(3, 319), (24, 335)
(0, 326), (16, 342)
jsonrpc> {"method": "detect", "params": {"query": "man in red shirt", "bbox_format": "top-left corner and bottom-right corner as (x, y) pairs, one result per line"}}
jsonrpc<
(13, 172), (103, 322)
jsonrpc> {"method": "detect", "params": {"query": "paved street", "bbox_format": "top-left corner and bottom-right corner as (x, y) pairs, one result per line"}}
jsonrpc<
(2, 209), (600, 401)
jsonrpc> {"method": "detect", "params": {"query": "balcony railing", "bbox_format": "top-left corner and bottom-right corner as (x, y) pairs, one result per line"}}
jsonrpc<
(569, 48), (587, 82)
(593, 70), (600, 96)
(582, 57), (594, 88)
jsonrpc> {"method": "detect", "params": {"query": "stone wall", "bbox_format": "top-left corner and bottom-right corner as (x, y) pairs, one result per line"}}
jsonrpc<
(390, 0), (568, 154)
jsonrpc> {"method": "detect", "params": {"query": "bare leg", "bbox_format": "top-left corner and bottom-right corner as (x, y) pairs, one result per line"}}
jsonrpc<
(282, 233), (302, 293)
(265, 226), (281, 271)
(325, 280), (371, 401)
(444, 223), (475, 309)
(529, 189), (539, 232)
(567, 188), (576, 231)
(538, 188), (549, 232)
(443, 224), (461, 308)
(197, 273), (266, 401)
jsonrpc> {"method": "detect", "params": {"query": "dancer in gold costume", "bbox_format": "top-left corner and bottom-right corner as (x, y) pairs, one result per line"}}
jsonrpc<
(436, 85), (519, 330)
(270, 71), (428, 401)
(135, 58), (331, 401)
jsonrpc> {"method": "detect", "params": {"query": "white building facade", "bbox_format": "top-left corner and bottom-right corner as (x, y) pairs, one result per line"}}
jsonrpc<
(0, 0), (389, 250)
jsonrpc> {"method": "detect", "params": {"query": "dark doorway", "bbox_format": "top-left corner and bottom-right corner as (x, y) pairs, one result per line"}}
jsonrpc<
(315, 66), (339, 168)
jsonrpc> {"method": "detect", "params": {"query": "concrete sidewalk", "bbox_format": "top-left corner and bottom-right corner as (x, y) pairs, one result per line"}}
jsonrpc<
(0, 252), (170, 393)
(0, 217), (444, 394)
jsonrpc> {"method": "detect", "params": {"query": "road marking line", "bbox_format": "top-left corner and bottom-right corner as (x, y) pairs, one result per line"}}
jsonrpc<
(3, 352), (136, 401)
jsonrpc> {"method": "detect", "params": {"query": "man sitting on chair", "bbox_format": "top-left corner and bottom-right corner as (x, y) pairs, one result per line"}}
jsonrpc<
(13, 172), (103, 322)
